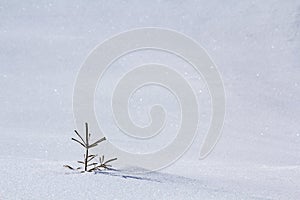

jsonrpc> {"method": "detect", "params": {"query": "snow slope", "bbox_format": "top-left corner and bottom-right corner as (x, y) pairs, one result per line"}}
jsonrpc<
(1, 157), (299, 200)
(0, 0), (300, 199)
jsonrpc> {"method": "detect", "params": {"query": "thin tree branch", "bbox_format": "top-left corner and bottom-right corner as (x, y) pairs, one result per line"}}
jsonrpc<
(74, 130), (85, 144)
(71, 138), (86, 148)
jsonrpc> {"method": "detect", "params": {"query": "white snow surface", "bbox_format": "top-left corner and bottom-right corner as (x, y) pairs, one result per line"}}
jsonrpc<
(0, 0), (300, 199)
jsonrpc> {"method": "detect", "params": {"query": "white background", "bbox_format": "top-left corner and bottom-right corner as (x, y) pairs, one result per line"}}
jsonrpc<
(0, 0), (299, 199)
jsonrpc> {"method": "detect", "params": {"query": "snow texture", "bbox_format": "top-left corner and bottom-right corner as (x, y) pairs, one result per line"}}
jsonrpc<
(0, 0), (300, 199)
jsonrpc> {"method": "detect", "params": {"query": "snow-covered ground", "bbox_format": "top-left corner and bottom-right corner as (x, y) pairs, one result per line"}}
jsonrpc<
(1, 0), (300, 199)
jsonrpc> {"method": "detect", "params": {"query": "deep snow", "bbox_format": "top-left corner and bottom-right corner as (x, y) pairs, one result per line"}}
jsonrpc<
(0, 0), (300, 199)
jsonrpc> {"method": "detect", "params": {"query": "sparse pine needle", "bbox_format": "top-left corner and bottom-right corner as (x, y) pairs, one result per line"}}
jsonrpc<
(64, 122), (117, 173)
(63, 165), (75, 170)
